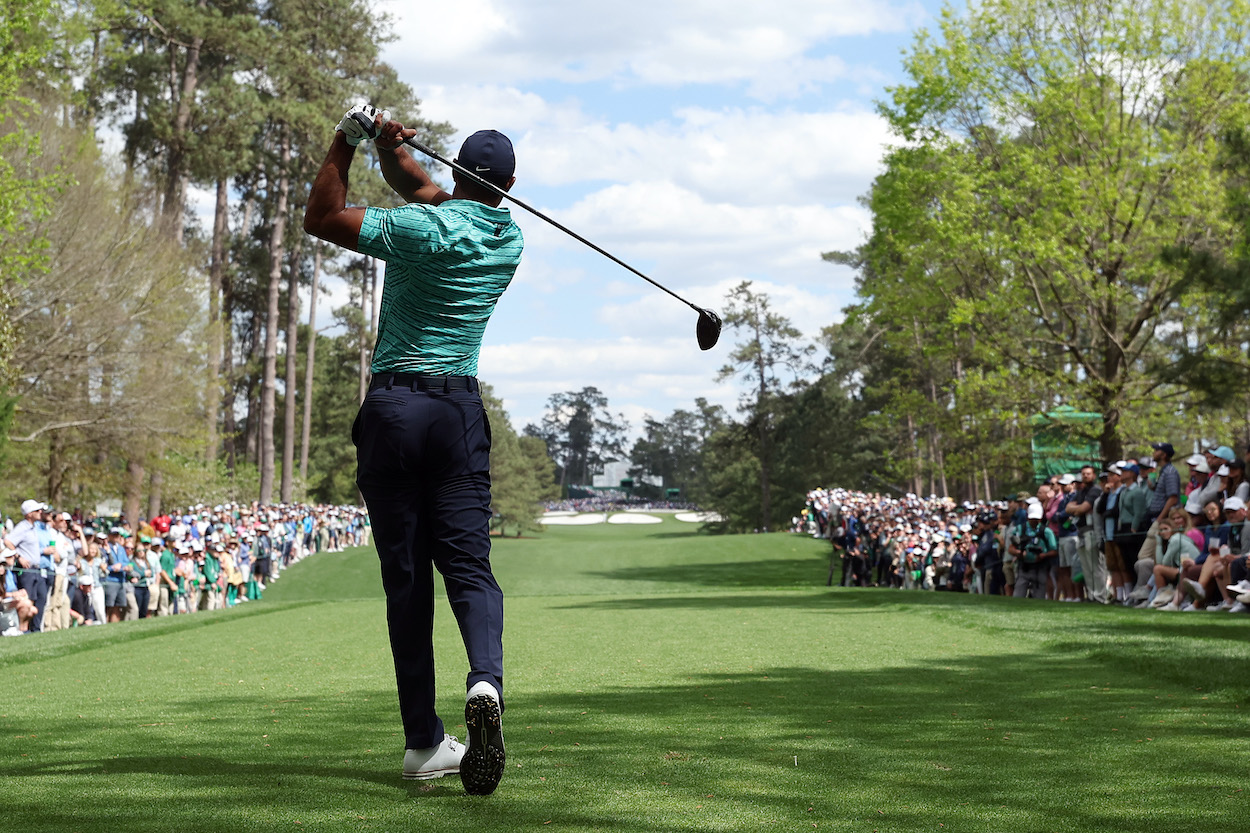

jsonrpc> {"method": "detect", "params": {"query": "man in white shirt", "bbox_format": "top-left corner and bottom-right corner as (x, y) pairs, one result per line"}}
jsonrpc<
(3, 500), (53, 632)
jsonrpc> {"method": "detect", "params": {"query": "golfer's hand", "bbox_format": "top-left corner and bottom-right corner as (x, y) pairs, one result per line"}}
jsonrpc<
(375, 118), (417, 151)
(336, 103), (388, 146)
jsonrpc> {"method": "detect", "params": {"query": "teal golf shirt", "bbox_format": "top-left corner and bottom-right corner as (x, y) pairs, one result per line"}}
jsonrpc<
(357, 200), (523, 376)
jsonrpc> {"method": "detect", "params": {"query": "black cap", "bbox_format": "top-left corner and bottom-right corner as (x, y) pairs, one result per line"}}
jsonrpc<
(455, 130), (515, 187)
(1151, 441), (1174, 457)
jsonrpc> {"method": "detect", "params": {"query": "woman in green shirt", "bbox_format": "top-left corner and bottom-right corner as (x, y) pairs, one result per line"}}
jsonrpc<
(1150, 512), (1200, 608)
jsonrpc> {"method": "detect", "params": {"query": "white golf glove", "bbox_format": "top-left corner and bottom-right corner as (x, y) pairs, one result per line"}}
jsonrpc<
(336, 103), (390, 146)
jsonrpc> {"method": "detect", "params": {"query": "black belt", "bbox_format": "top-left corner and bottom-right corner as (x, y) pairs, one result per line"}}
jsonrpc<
(369, 373), (479, 393)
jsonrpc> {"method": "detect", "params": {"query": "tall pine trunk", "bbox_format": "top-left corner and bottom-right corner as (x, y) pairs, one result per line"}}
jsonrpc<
(148, 471), (163, 519)
(161, 0), (206, 244)
(281, 234), (302, 502)
(207, 177), (228, 465)
(300, 243), (321, 483)
(124, 457), (145, 529)
(259, 129), (291, 505)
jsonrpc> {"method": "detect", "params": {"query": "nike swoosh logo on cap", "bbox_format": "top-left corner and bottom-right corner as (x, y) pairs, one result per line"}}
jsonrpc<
(476, 166), (490, 171)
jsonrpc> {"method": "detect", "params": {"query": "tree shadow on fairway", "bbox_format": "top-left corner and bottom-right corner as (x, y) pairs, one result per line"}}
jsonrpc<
(514, 654), (1250, 833)
(555, 592), (873, 612)
(0, 690), (504, 833)
(585, 557), (829, 589)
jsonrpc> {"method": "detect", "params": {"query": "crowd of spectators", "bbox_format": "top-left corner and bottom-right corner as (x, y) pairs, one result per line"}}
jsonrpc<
(797, 439), (1250, 613)
(543, 497), (698, 513)
(0, 500), (369, 636)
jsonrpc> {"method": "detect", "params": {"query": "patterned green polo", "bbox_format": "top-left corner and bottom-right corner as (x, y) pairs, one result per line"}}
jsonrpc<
(357, 200), (524, 376)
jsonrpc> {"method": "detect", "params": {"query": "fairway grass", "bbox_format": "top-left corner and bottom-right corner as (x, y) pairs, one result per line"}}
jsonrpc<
(2, 517), (1248, 832)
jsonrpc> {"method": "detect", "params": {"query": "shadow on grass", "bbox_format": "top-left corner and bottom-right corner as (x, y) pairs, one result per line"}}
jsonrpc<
(586, 557), (829, 589)
(517, 658), (1249, 832)
(0, 600), (323, 670)
(3, 644), (1249, 832)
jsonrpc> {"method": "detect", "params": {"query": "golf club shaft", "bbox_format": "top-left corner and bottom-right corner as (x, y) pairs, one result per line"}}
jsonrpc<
(401, 137), (701, 313)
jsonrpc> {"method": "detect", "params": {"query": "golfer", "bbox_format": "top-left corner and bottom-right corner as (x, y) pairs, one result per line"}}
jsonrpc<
(304, 104), (518, 795)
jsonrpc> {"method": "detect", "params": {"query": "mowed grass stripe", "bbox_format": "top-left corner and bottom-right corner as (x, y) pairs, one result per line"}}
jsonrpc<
(263, 516), (832, 602)
(1, 521), (1247, 832)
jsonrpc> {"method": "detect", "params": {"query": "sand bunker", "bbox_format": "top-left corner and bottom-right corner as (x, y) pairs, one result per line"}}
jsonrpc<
(539, 514), (607, 525)
(607, 513), (662, 525)
(674, 512), (725, 523)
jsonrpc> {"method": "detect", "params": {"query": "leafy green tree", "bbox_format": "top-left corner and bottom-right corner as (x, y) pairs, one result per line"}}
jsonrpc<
(482, 385), (557, 536)
(525, 387), (628, 489)
(714, 281), (814, 531)
(628, 398), (725, 501)
(4, 125), (204, 518)
(862, 0), (1250, 463)
(0, 0), (56, 383)
(302, 325), (363, 505)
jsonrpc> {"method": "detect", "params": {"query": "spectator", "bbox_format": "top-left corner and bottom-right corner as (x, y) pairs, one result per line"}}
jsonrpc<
(1067, 465), (1108, 603)
(1052, 474), (1081, 601)
(130, 537), (153, 619)
(1117, 464), (1149, 600)
(3, 500), (52, 632)
(1139, 442), (1180, 567)
(101, 528), (131, 623)
(1011, 501), (1057, 599)
(1, 546), (39, 634)
(1151, 510), (1202, 610)
(974, 510), (1004, 595)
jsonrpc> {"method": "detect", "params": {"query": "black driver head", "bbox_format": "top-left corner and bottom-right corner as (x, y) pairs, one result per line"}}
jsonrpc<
(696, 308), (721, 351)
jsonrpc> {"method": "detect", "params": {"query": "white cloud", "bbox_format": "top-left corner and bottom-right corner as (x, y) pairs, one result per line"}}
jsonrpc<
(540, 180), (870, 292)
(411, 89), (892, 207)
(479, 335), (738, 434)
(382, 0), (918, 96)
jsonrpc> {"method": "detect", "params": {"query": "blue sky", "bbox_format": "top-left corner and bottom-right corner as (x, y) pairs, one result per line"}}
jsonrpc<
(364, 0), (946, 435)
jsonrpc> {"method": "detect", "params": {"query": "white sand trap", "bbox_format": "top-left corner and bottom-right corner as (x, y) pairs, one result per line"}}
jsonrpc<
(540, 514), (606, 525)
(607, 513), (662, 524)
(542, 510), (579, 517)
(674, 512), (725, 523)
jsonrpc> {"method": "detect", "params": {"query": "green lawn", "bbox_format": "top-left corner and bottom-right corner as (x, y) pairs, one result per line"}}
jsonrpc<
(2, 516), (1248, 832)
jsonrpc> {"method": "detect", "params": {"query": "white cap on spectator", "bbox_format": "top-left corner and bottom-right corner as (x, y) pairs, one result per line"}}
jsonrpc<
(1027, 503), (1044, 520)
(20, 499), (44, 515)
(1025, 496), (1041, 505)
(1217, 465), (1230, 476)
(1186, 454), (1204, 467)
(1185, 494), (1204, 514)
(59, 512), (72, 521)
(1226, 496), (1247, 512)
(1059, 474), (1076, 485)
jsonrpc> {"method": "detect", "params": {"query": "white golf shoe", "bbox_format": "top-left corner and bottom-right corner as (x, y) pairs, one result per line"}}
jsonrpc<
(402, 734), (464, 781)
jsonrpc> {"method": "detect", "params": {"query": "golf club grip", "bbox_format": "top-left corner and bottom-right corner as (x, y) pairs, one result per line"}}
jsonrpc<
(400, 137), (698, 312)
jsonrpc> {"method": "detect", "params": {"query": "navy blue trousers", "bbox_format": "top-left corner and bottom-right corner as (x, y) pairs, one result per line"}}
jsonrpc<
(353, 381), (504, 750)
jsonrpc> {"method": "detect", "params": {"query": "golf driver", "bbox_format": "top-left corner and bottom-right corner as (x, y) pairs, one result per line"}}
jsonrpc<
(351, 113), (722, 350)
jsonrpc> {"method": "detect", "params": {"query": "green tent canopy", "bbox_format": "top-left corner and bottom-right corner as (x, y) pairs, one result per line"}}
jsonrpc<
(1029, 406), (1102, 482)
